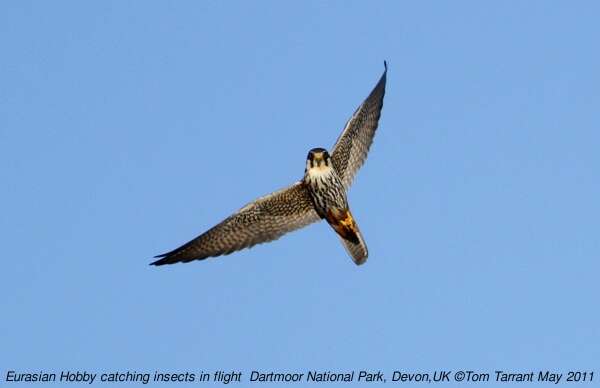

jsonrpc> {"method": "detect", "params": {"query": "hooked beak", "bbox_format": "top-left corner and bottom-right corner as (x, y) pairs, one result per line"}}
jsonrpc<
(313, 154), (325, 166)
(307, 148), (330, 168)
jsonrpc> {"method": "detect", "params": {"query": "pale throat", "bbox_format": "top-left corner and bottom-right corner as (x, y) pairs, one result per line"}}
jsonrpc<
(306, 162), (333, 179)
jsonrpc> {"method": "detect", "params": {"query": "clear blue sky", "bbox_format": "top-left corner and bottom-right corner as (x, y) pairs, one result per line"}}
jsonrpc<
(2, 1), (599, 385)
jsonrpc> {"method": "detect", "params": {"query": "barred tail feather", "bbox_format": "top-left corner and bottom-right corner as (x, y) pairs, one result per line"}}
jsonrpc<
(339, 227), (368, 265)
(325, 208), (369, 265)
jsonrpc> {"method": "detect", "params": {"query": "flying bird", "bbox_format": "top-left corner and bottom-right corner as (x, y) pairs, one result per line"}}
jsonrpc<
(152, 62), (387, 266)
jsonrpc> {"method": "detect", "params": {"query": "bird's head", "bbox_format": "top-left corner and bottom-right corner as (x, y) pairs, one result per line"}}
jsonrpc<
(306, 147), (331, 170)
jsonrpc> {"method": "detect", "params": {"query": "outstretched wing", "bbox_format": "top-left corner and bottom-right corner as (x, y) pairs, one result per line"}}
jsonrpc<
(151, 182), (319, 265)
(331, 62), (387, 189)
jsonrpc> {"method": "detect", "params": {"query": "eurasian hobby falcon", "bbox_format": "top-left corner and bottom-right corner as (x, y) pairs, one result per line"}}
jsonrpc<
(152, 62), (387, 266)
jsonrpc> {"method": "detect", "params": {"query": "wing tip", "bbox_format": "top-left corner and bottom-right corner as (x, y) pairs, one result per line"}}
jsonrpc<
(150, 250), (181, 266)
(151, 247), (217, 266)
(378, 60), (387, 85)
(150, 255), (169, 266)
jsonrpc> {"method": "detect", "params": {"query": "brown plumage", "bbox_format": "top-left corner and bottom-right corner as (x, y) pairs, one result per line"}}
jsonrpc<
(326, 209), (360, 244)
(152, 62), (386, 266)
(331, 61), (387, 189)
(151, 182), (318, 265)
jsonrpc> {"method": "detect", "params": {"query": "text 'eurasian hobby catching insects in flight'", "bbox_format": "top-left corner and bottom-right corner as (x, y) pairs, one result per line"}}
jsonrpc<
(152, 62), (387, 266)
